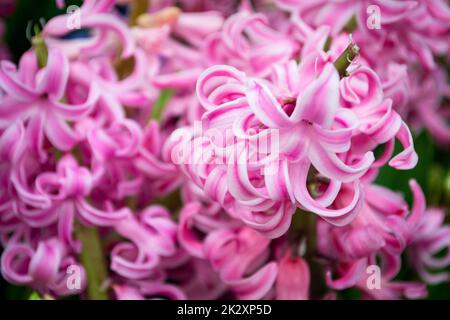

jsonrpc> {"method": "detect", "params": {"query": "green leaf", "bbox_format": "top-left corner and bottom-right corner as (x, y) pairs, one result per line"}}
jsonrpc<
(28, 291), (41, 300)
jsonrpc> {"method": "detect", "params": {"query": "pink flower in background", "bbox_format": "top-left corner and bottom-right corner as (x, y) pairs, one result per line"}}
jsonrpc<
(276, 0), (418, 35)
(0, 49), (98, 157)
(406, 69), (450, 145)
(44, 0), (135, 58)
(205, 10), (298, 77)
(276, 250), (310, 300)
(111, 205), (177, 279)
(321, 180), (449, 299)
(204, 227), (278, 300)
(408, 208), (450, 284)
(1, 236), (86, 296)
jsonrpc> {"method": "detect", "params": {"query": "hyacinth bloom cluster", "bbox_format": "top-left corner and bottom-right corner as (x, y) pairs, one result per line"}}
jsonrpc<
(0, 0), (449, 300)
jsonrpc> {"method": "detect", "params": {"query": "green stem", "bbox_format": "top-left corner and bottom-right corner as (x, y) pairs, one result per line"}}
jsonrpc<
(289, 209), (327, 299)
(32, 34), (48, 68)
(76, 224), (109, 300)
(334, 41), (359, 78)
(444, 170), (450, 209)
(289, 209), (316, 258)
(323, 36), (332, 52)
(151, 89), (174, 121)
(343, 15), (357, 33)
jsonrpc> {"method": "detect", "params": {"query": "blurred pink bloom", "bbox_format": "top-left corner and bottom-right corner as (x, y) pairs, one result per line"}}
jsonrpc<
(205, 10), (297, 77)
(111, 205), (177, 279)
(1, 237), (86, 296)
(0, 49), (98, 158)
(44, 0), (135, 58)
(276, 250), (310, 300)
(409, 208), (450, 284)
(204, 227), (278, 299)
(322, 180), (432, 299)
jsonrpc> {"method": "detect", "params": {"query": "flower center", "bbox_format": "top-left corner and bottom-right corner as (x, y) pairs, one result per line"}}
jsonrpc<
(280, 97), (296, 117)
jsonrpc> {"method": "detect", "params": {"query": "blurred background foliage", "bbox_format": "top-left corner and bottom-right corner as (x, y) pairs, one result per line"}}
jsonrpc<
(3, 0), (81, 62)
(0, 0), (449, 300)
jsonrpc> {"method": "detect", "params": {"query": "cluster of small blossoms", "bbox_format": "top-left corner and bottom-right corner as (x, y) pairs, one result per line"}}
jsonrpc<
(278, 0), (450, 144)
(0, 0), (449, 300)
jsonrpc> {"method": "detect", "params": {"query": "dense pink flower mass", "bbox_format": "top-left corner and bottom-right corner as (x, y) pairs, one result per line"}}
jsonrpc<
(0, 0), (449, 300)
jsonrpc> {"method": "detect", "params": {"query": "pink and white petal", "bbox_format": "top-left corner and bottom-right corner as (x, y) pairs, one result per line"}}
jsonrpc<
(44, 113), (81, 151)
(110, 242), (159, 279)
(36, 48), (69, 99)
(76, 199), (130, 227)
(28, 238), (64, 285)
(292, 162), (363, 226)
(388, 122), (418, 170)
(309, 143), (374, 183)
(237, 202), (295, 239)
(246, 79), (293, 128)
(83, 14), (135, 58)
(58, 201), (81, 252)
(0, 60), (38, 101)
(326, 259), (367, 290)
(292, 63), (340, 128)
(340, 67), (383, 109)
(1, 244), (34, 284)
(50, 83), (99, 120)
(196, 65), (246, 110)
(230, 262), (278, 300)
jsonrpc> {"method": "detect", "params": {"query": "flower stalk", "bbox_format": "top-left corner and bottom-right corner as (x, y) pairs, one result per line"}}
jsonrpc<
(289, 210), (327, 299)
(75, 224), (109, 300)
(31, 25), (48, 68)
(151, 88), (174, 121)
(289, 210), (316, 258)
